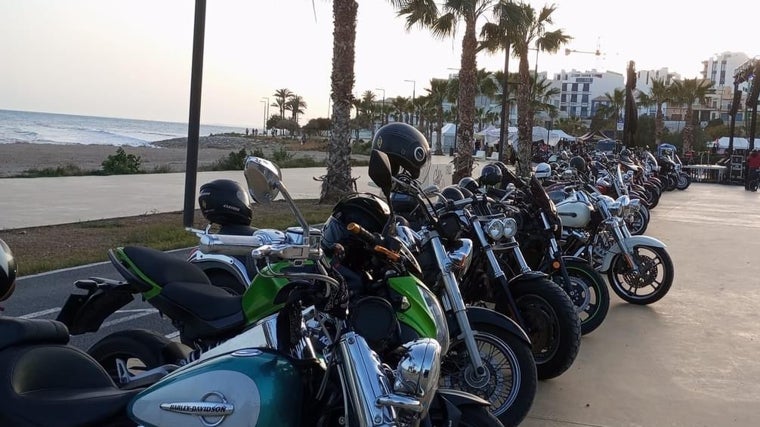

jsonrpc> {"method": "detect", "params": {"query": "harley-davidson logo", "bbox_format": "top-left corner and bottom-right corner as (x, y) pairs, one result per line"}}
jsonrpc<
(160, 391), (234, 426)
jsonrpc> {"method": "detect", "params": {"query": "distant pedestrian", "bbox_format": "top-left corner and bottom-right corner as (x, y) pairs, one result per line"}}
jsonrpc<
(746, 149), (760, 190)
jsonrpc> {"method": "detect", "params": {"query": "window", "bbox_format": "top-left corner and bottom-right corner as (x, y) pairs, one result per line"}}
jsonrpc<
(582, 94), (589, 103)
(581, 107), (589, 117)
(583, 83), (590, 92)
(562, 83), (568, 91)
(561, 94), (567, 102)
(571, 83), (578, 92)
(570, 94), (578, 102)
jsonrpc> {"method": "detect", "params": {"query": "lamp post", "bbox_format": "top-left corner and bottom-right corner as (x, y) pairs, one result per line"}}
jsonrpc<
(260, 97), (269, 134)
(405, 79), (416, 125)
(375, 88), (385, 127)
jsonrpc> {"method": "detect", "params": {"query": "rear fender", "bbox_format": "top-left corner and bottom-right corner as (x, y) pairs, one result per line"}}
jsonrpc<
(56, 284), (135, 335)
(561, 255), (589, 265)
(600, 235), (667, 271)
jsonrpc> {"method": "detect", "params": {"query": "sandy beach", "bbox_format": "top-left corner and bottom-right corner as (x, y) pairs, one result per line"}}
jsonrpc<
(0, 136), (329, 178)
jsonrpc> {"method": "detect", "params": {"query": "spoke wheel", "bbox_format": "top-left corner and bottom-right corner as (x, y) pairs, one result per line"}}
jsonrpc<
(608, 245), (674, 305)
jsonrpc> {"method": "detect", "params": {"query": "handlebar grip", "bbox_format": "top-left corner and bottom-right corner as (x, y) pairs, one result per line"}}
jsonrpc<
(347, 222), (379, 245)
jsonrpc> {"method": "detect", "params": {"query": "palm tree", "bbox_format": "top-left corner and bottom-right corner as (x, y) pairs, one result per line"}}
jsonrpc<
(482, 2), (570, 176)
(272, 88), (294, 121)
(426, 78), (450, 155)
(597, 88), (626, 131)
(285, 95), (307, 124)
(320, 0), (358, 203)
(670, 78), (714, 153)
(392, 0), (500, 183)
(390, 96), (410, 123)
(637, 78), (672, 146)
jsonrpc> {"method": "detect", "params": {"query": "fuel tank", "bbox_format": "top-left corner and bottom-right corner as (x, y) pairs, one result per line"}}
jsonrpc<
(128, 348), (304, 427)
(555, 198), (593, 229)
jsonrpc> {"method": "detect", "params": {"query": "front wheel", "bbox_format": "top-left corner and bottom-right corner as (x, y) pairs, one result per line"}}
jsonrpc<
(508, 278), (582, 380)
(625, 205), (650, 236)
(676, 172), (691, 190)
(550, 261), (610, 335)
(88, 329), (190, 386)
(607, 245), (674, 305)
(440, 323), (537, 427)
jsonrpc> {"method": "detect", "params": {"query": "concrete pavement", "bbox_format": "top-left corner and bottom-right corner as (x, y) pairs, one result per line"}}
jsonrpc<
(0, 154), (483, 230)
(2, 157), (760, 426)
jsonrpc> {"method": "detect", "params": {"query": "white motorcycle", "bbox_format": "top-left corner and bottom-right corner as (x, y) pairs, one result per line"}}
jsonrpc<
(555, 184), (674, 305)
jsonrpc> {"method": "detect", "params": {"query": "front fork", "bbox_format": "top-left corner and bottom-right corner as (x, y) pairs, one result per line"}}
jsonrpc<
(429, 237), (487, 378)
(609, 220), (638, 273)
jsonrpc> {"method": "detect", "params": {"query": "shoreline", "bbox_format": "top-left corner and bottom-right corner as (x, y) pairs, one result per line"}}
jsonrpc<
(0, 136), (329, 178)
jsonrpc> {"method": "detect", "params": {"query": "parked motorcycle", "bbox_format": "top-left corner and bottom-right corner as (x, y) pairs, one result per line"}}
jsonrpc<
(556, 183), (675, 305)
(496, 165), (609, 335)
(3, 236), (500, 427)
(54, 158), (504, 426)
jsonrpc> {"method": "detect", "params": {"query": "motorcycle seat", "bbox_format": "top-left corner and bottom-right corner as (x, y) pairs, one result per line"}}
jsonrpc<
(0, 317), (69, 351)
(0, 332), (140, 426)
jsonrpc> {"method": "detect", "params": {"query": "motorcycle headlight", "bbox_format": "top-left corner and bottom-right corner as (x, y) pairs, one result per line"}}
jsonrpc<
(394, 338), (441, 413)
(417, 285), (450, 355)
(485, 219), (504, 240)
(501, 218), (518, 238)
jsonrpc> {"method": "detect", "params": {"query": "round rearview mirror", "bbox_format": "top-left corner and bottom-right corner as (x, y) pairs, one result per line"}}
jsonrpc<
(244, 156), (282, 203)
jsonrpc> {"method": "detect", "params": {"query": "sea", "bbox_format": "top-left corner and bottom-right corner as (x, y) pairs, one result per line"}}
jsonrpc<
(0, 109), (246, 147)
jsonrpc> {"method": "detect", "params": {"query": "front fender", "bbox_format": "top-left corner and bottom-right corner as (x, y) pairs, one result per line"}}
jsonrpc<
(454, 306), (531, 346)
(561, 255), (589, 265)
(600, 235), (667, 272)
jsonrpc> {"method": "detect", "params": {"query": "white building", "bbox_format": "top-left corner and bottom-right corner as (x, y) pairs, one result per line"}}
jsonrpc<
(548, 69), (624, 119)
(700, 51), (751, 123)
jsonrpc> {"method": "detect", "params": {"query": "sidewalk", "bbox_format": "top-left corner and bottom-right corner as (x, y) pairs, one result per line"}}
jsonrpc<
(0, 154), (486, 230)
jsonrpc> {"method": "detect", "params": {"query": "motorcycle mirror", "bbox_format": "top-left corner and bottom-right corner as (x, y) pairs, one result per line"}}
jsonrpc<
(369, 150), (393, 197)
(244, 156), (283, 204)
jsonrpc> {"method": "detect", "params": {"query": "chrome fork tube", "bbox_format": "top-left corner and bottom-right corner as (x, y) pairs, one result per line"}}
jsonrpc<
(336, 331), (397, 427)
(610, 221), (638, 272)
(430, 237), (486, 377)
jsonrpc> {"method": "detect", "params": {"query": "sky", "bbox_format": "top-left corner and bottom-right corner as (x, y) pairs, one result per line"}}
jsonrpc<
(1, 0), (758, 128)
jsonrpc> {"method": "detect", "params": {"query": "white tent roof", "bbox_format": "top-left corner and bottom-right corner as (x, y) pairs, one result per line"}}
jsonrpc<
(714, 137), (749, 150)
(548, 129), (576, 145)
(441, 123), (457, 135)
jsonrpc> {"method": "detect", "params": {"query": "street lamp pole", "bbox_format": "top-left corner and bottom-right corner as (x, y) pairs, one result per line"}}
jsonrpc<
(375, 88), (385, 127)
(405, 79), (416, 126)
(260, 97), (269, 134)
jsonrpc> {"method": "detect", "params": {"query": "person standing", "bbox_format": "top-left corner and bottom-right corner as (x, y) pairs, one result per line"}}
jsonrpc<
(747, 149), (760, 190)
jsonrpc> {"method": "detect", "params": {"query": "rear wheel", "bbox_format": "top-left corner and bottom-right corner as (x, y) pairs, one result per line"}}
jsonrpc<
(550, 261), (609, 335)
(608, 245), (674, 305)
(440, 322), (536, 427)
(88, 329), (190, 386)
(676, 172), (691, 190)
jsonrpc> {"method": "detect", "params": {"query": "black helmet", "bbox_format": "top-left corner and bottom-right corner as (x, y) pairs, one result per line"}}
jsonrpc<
(479, 163), (503, 186)
(198, 179), (253, 226)
(458, 177), (479, 194)
(1, 238), (17, 302)
(372, 122), (430, 179)
(321, 193), (390, 258)
(569, 156), (587, 174)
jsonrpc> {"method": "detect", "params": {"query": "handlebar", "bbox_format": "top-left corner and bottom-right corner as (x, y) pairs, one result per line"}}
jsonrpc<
(346, 222), (400, 262)
(198, 234), (265, 256)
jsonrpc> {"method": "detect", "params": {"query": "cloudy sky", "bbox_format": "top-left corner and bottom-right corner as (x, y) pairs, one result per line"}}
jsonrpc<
(1, 0), (756, 128)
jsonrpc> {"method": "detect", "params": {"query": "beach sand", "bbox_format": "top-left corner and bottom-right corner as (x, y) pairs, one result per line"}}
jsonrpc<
(0, 136), (328, 178)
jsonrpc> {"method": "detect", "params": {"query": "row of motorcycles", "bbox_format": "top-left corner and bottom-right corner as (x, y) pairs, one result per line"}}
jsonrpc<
(0, 124), (677, 427)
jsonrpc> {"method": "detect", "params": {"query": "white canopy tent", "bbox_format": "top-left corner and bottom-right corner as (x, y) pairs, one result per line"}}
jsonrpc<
(714, 137), (750, 151)
(440, 123), (457, 151)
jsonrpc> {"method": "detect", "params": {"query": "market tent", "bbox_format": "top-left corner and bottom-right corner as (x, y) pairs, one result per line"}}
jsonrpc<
(548, 129), (576, 146)
(440, 123), (457, 151)
(475, 125), (517, 147)
(714, 137), (750, 150)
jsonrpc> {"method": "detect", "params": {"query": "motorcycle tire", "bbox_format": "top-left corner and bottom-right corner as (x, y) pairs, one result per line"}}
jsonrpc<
(550, 261), (609, 335)
(676, 172), (691, 190)
(607, 245), (674, 305)
(88, 329), (190, 386)
(665, 175), (677, 191)
(440, 322), (536, 427)
(506, 278), (581, 380)
(625, 206), (649, 236)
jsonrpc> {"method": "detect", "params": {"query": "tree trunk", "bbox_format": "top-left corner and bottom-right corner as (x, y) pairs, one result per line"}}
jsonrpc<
(655, 102), (664, 146)
(516, 49), (532, 177)
(682, 106), (694, 154)
(320, 0), (357, 204)
(435, 105), (444, 155)
(452, 15), (477, 184)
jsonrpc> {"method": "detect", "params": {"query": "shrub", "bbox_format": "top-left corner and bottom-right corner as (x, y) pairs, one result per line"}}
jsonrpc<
(102, 147), (142, 174)
(208, 148), (249, 171)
